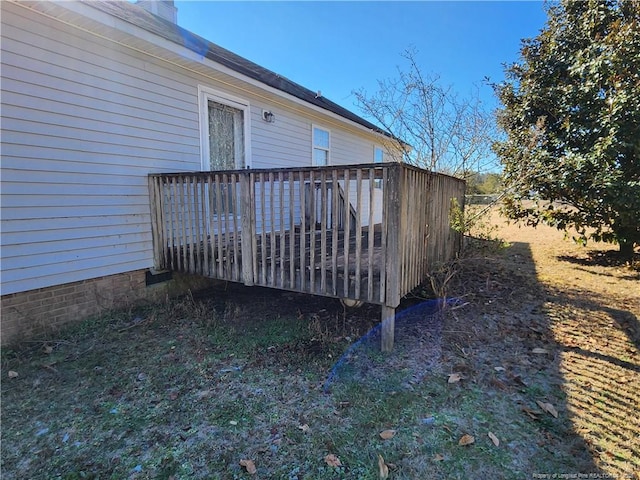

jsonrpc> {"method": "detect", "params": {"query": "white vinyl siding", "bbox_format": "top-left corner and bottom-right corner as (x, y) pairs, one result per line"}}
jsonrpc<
(0, 1), (391, 296)
(0, 2), (200, 295)
(250, 113), (314, 168)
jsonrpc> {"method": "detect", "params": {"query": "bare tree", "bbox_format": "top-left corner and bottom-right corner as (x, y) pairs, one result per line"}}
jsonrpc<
(354, 49), (495, 179)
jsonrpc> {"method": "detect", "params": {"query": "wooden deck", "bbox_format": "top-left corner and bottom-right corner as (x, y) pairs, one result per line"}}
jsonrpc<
(149, 163), (465, 350)
(168, 226), (384, 302)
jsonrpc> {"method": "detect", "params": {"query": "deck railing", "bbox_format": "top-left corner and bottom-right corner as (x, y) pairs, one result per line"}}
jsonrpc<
(148, 163), (465, 311)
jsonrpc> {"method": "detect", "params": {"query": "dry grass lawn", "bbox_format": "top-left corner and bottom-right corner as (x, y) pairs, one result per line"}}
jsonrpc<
(488, 211), (640, 476)
(1, 209), (638, 479)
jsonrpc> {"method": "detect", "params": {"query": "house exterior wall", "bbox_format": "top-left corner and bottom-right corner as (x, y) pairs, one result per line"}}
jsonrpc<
(0, 1), (390, 303)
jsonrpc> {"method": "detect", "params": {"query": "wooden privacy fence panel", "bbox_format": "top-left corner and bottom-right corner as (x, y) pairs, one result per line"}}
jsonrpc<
(148, 163), (465, 309)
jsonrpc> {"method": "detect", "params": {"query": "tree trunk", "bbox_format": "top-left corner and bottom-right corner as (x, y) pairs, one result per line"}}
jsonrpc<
(619, 239), (635, 262)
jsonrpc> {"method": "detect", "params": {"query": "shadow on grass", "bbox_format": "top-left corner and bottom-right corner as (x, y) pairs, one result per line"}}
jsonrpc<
(553, 289), (640, 357)
(557, 250), (640, 271)
(2, 239), (638, 478)
(567, 265), (640, 282)
(505, 241), (640, 475)
(451, 240), (601, 475)
(560, 344), (640, 373)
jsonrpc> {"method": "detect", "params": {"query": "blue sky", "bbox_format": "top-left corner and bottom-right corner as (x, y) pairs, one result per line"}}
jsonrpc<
(174, 1), (549, 115)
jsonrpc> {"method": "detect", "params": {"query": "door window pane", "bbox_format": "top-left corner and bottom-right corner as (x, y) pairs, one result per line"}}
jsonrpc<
(208, 100), (244, 170)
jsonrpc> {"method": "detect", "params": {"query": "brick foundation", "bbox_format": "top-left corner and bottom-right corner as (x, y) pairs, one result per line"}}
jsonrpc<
(1, 270), (218, 346)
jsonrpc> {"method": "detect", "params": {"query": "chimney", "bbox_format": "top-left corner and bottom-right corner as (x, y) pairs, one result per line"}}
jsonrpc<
(136, 0), (178, 24)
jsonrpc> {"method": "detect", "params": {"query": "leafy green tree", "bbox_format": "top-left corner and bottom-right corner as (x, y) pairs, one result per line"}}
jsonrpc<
(494, 0), (640, 260)
(467, 172), (503, 195)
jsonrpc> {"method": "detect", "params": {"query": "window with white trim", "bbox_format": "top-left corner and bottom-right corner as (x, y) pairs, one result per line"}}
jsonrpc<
(313, 126), (330, 166)
(198, 86), (250, 171)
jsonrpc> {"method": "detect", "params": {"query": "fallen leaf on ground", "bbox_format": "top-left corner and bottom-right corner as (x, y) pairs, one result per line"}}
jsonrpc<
(448, 373), (462, 383)
(532, 348), (548, 354)
(510, 374), (528, 387)
(8, 371), (18, 378)
(194, 389), (213, 400)
(42, 363), (58, 374)
(239, 459), (256, 474)
(458, 434), (475, 446)
(432, 453), (444, 462)
(522, 407), (541, 420)
(536, 401), (559, 418)
(488, 431), (500, 446)
(324, 454), (342, 467)
(298, 424), (310, 433)
(44, 345), (53, 354)
(377, 454), (389, 479)
(490, 378), (508, 390)
(379, 429), (396, 440)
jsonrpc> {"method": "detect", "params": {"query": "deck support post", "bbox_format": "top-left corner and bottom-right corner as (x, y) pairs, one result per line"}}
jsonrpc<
(381, 305), (395, 352)
(382, 164), (402, 351)
(240, 172), (254, 286)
